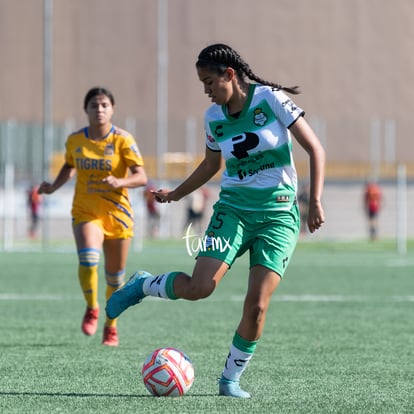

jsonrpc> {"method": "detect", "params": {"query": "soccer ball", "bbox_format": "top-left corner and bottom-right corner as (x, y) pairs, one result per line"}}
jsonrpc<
(141, 347), (195, 397)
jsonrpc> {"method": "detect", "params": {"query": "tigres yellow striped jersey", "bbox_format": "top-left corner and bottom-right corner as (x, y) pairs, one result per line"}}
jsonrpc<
(65, 124), (144, 230)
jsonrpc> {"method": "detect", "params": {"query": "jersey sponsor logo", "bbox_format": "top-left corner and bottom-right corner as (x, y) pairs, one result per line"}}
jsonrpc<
(237, 162), (275, 180)
(231, 132), (259, 159)
(130, 144), (141, 156)
(87, 174), (116, 194)
(281, 98), (298, 113)
(276, 195), (290, 202)
(227, 143), (290, 181)
(206, 132), (216, 143)
(237, 170), (247, 180)
(113, 127), (128, 137)
(253, 108), (268, 126)
(228, 131), (280, 180)
(214, 124), (224, 137)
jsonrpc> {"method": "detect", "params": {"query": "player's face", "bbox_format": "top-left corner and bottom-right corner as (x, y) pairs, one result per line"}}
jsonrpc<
(197, 67), (233, 105)
(85, 94), (114, 126)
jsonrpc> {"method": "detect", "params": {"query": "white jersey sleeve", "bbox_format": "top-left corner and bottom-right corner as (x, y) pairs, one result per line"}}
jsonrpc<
(269, 89), (305, 128)
(204, 107), (222, 152)
(202, 84), (304, 211)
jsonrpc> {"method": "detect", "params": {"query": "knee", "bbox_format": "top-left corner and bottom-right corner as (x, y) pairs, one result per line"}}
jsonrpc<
(105, 269), (126, 289)
(78, 248), (100, 267)
(186, 279), (215, 300)
(245, 302), (267, 325)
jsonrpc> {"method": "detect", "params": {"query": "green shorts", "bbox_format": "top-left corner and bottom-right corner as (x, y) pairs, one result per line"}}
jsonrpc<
(197, 202), (300, 277)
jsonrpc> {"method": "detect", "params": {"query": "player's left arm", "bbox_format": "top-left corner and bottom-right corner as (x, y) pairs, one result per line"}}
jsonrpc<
(290, 116), (326, 233)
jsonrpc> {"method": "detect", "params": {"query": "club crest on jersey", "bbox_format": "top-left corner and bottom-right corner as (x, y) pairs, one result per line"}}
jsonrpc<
(104, 144), (114, 155)
(253, 108), (268, 126)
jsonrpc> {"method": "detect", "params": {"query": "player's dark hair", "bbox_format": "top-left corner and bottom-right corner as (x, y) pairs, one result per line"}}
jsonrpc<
(83, 87), (115, 111)
(196, 43), (300, 95)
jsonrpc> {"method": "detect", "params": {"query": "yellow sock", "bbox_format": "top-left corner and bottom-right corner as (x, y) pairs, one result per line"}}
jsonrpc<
(105, 284), (118, 327)
(104, 269), (125, 327)
(78, 248), (100, 309)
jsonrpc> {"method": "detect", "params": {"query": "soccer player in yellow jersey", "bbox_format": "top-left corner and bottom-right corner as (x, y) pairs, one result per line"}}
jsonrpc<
(38, 87), (148, 346)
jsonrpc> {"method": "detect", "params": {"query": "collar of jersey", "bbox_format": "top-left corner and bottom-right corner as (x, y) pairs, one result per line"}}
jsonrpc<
(222, 83), (256, 120)
(84, 124), (115, 140)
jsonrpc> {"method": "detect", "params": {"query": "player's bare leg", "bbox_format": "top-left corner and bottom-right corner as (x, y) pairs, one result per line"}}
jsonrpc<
(106, 257), (228, 319)
(219, 265), (281, 398)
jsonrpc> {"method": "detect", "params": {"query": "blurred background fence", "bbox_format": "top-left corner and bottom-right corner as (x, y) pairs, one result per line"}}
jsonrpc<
(1, 118), (413, 252)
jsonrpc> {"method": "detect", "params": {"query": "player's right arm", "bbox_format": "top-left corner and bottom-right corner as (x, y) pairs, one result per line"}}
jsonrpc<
(154, 146), (221, 203)
(38, 162), (75, 195)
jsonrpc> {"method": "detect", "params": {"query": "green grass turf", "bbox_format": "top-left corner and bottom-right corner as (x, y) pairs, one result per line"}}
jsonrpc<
(0, 240), (413, 413)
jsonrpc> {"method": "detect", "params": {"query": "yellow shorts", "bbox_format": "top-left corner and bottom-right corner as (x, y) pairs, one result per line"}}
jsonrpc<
(72, 209), (134, 240)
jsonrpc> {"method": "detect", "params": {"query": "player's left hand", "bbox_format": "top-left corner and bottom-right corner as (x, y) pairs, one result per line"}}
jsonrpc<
(152, 189), (172, 203)
(307, 200), (325, 233)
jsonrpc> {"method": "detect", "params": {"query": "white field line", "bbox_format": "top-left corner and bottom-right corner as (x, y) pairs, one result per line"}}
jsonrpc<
(0, 293), (78, 301)
(0, 293), (414, 302)
(228, 294), (414, 303)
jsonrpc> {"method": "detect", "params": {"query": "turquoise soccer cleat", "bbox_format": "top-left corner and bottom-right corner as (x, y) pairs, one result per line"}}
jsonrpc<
(105, 271), (152, 319)
(218, 376), (251, 398)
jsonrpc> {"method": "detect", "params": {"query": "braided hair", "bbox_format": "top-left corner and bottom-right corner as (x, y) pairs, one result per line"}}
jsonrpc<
(196, 43), (300, 95)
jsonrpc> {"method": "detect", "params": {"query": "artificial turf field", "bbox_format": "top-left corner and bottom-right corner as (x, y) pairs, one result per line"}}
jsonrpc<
(0, 240), (413, 413)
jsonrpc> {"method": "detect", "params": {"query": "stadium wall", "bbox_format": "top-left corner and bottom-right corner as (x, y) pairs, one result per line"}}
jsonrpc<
(0, 0), (414, 182)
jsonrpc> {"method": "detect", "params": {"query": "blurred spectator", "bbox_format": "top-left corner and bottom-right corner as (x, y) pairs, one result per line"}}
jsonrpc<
(298, 184), (310, 235)
(27, 184), (42, 239)
(364, 181), (382, 241)
(184, 186), (210, 235)
(143, 181), (160, 238)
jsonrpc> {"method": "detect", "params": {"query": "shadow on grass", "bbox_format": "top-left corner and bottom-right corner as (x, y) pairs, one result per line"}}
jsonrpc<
(0, 391), (214, 398)
(0, 343), (89, 350)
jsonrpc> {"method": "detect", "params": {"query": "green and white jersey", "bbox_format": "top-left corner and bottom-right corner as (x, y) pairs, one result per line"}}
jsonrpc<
(204, 83), (304, 211)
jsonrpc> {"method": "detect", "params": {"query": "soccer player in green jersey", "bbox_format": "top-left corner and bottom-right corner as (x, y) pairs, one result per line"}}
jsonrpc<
(107, 44), (325, 397)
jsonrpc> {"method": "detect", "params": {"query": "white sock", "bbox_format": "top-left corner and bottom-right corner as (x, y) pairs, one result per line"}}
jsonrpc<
(142, 273), (169, 298)
(222, 343), (254, 382)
